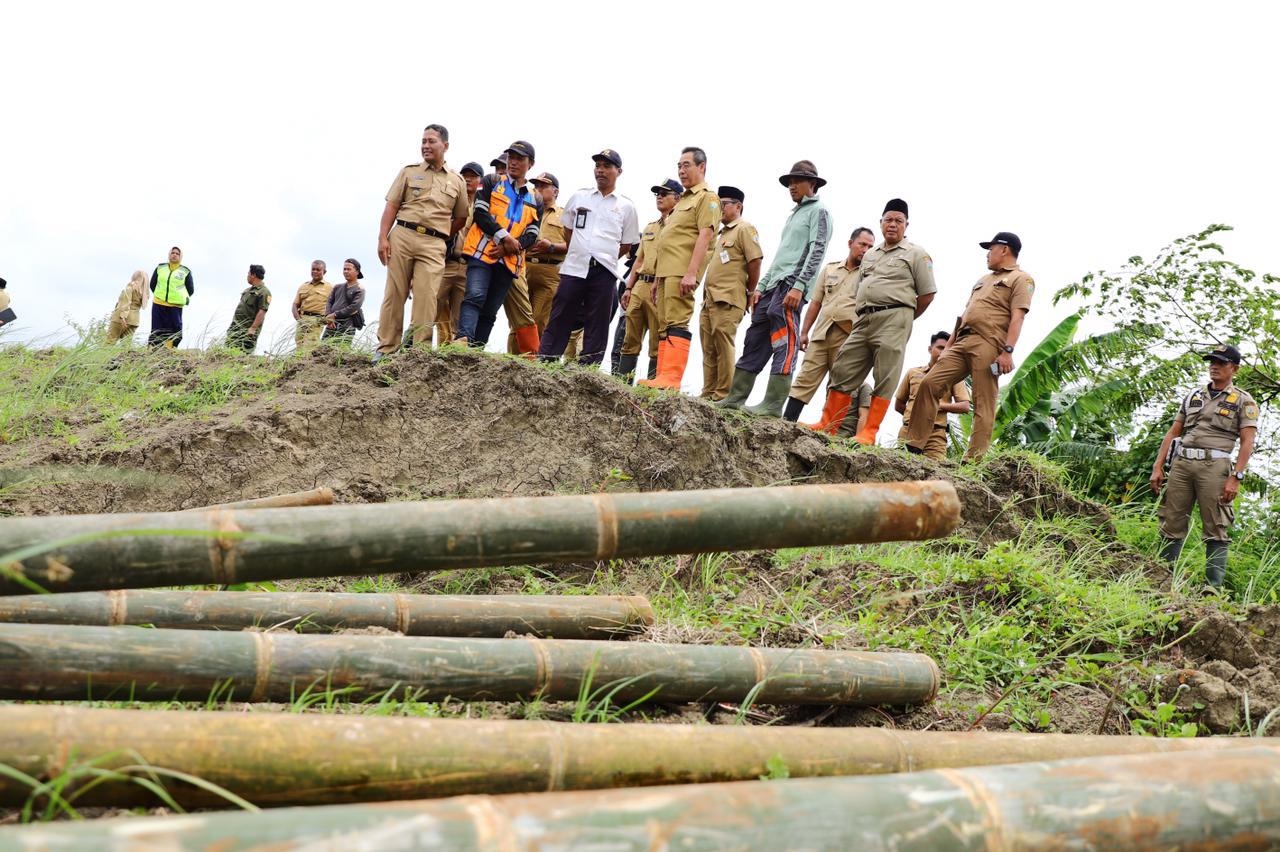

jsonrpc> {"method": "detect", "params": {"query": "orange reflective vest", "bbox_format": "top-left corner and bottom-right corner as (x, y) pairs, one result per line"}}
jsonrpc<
(461, 177), (541, 275)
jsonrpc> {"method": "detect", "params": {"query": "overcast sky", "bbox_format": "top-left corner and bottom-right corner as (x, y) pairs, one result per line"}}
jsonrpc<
(3, 0), (1276, 428)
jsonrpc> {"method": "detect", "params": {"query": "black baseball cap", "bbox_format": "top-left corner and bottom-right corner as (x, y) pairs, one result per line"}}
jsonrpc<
(505, 140), (536, 160)
(461, 161), (485, 177)
(651, 179), (682, 195)
(592, 148), (622, 168)
(979, 232), (1022, 256)
(1204, 344), (1242, 364)
(531, 172), (559, 189)
(345, 257), (364, 279)
(490, 153), (507, 168)
(718, 186), (745, 203)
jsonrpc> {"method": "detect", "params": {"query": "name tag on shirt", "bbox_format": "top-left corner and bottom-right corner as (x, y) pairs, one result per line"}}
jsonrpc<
(720, 250), (731, 264)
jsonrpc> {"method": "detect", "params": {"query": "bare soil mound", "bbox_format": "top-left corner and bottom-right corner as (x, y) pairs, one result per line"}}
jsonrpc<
(3, 348), (1099, 544)
(1172, 606), (1280, 733)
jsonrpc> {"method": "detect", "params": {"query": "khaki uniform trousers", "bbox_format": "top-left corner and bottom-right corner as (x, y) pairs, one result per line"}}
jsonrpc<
(1159, 456), (1234, 541)
(622, 282), (660, 358)
(657, 276), (695, 336)
(828, 307), (914, 400)
(503, 268), (537, 353)
(508, 262), (563, 353)
(698, 299), (744, 399)
(435, 259), (467, 345)
(377, 226), (446, 354)
(295, 316), (325, 350)
(105, 319), (137, 344)
(790, 322), (851, 403)
(898, 424), (949, 459)
(906, 333), (997, 461)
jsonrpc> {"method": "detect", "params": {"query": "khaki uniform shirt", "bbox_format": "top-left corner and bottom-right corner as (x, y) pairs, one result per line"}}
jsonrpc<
(294, 281), (333, 315)
(385, 161), (469, 234)
(0, 291), (10, 314)
(537, 206), (567, 264)
(1175, 382), (1259, 453)
(112, 282), (147, 325)
(809, 260), (861, 342)
(853, 240), (937, 312)
(897, 365), (971, 428)
(703, 219), (763, 310)
(232, 284), (272, 330)
(960, 264), (1035, 350)
(635, 218), (665, 277)
(655, 182), (721, 279)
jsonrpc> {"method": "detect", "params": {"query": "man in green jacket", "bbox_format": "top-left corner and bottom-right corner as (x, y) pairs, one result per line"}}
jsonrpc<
(717, 161), (831, 416)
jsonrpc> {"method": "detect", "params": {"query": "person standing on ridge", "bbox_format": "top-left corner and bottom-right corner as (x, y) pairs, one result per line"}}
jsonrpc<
(697, 185), (762, 401)
(148, 246), (194, 348)
(106, 270), (149, 344)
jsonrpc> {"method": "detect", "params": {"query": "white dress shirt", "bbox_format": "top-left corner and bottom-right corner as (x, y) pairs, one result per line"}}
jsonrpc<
(559, 187), (641, 279)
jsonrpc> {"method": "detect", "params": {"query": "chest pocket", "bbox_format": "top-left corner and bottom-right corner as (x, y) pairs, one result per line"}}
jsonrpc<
(430, 180), (459, 204)
(406, 177), (428, 201)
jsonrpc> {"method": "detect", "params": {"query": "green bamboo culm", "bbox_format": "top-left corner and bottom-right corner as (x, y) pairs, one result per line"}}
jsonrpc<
(0, 482), (961, 595)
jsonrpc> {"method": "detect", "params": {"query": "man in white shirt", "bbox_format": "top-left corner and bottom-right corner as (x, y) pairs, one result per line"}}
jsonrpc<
(537, 148), (641, 365)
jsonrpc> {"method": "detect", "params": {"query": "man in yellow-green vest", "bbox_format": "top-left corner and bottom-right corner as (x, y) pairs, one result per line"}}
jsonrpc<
(149, 245), (195, 348)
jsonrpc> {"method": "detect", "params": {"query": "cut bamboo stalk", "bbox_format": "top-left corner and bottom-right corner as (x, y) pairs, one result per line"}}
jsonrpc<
(0, 590), (654, 638)
(190, 487), (336, 511)
(0, 481), (960, 594)
(0, 705), (1272, 808)
(0, 622), (940, 706)
(9, 748), (1280, 849)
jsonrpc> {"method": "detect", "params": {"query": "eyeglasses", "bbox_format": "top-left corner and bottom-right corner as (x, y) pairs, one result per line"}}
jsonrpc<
(676, 161), (695, 170)
(880, 216), (906, 225)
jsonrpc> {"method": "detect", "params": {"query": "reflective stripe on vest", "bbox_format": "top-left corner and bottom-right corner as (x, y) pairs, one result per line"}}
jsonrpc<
(154, 264), (191, 307)
(461, 178), (539, 275)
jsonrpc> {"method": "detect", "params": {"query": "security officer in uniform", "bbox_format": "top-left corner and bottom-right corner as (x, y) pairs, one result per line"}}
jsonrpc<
(148, 246), (194, 348)
(813, 199), (936, 442)
(514, 172), (569, 351)
(697, 186), (762, 401)
(374, 123), (469, 361)
(905, 232), (1031, 461)
(1151, 344), (1258, 588)
(292, 260), (333, 351)
(436, 161), (484, 345)
(895, 331), (971, 459)
(785, 227), (875, 421)
(227, 264), (271, 352)
(618, 179), (681, 383)
(639, 146), (720, 390)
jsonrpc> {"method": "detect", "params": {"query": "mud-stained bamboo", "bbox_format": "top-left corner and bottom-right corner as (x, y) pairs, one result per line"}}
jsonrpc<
(0, 622), (940, 706)
(190, 487), (336, 511)
(0, 706), (1273, 808)
(0, 481), (960, 594)
(0, 591), (654, 639)
(10, 748), (1280, 849)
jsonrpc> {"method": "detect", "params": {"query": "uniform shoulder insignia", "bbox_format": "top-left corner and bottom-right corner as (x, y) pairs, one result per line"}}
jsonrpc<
(1244, 403), (1259, 419)
(265, 294), (272, 305)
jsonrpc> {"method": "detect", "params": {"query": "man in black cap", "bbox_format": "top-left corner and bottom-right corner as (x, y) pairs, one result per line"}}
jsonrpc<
(904, 232), (1033, 460)
(538, 148), (640, 366)
(323, 259), (367, 342)
(1151, 344), (1258, 589)
(618, 179), (682, 382)
(698, 185), (762, 400)
(436, 161), (484, 344)
(490, 154), (508, 176)
(812, 198), (936, 440)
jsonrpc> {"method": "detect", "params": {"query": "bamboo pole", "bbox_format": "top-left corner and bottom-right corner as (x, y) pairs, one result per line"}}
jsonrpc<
(0, 705), (1272, 808)
(9, 747), (1280, 849)
(0, 481), (960, 594)
(0, 622), (940, 706)
(0, 590), (654, 638)
(190, 487), (336, 511)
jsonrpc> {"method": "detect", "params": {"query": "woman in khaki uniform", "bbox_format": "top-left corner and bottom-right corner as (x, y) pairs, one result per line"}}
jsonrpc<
(106, 271), (149, 343)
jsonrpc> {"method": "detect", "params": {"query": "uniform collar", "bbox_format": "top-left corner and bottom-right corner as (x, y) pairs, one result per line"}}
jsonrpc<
(421, 160), (446, 172)
(303, 279), (330, 287)
(792, 194), (820, 210)
(684, 181), (709, 196)
(878, 239), (908, 253)
(1206, 380), (1237, 395)
(720, 219), (741, 231)
(843, 257), (859, 272)
(995, 264), (1019, 274)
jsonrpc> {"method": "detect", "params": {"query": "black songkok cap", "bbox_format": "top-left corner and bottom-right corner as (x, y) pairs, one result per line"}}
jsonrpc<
(718, 186), (745, 203)
(883, 198), (909, 218)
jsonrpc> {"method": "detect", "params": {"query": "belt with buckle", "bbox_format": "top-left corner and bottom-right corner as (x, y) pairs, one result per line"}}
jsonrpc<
(856, 303), (913, 316)
(1178, 446), (1232, 461)
(528, 257), (563, 265)
(638, 274), (655, 283)
(395, 219), (449, 240)
(301, 311), (325, 317)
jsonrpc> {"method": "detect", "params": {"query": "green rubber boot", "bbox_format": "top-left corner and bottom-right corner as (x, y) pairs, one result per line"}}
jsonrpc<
(715, 368), (757, 410)
(744, 374), (794, 417)
(1205, 540), (1229, 587)
(615, 354), (639, 384)
(1159, 537), (1185, 566)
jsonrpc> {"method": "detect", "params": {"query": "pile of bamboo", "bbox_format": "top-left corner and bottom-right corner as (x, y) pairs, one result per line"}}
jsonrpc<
(1, 481), (1274, 848)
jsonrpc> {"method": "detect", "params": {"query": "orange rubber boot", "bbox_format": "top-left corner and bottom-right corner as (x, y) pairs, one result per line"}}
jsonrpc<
(514, 324), (541, 360)
(809, 389), (853, 434)
(852, 395), (891, 445)
(641, 336), (689, 390)
(637, 339), (670, 387)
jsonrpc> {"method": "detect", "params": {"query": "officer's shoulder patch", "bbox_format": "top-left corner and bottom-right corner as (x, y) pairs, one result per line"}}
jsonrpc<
(1244, 403), (1259, 419)
(265, 294), (273, 305)
(709, 201), (719, 210)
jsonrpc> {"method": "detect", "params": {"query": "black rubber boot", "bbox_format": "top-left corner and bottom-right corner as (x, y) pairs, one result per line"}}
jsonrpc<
(646, 357), (658, 380)
(615, 353), (638, 384)
(745, 374), (793, 417)
(716, 368), (757, 410)
(1205, 540), (1229, 587)
(1159, 537), (1185, 566)
(782, 397), (805, 422)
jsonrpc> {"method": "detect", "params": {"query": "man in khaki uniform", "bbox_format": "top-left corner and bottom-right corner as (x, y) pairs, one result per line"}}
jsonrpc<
(785, 227), (875, 421)
(227, 264), (271, 352)
(895, 331), (971, 459)
(375, 123), (469, 361)
(292, 260), (333, 350)
(905, 232), (1030, 461)
(510, 172), (569, 353)
(1151, 344), (1258, 588)
(436, 161), (483, 345)
(639, 146), (720, 389)
(698, 186), (762, 400)
(106, 270), (149, 344)
(813, 199), (936, 442)
(618, 179), (681, 382)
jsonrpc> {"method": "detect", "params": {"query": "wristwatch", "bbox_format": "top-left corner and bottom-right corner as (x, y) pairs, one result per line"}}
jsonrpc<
(1234, 471), (1246, 481)
(1002, 345), (1014, 353)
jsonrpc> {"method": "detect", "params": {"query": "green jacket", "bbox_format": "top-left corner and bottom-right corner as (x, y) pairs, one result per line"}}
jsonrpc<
(756, 195), (831, 299)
